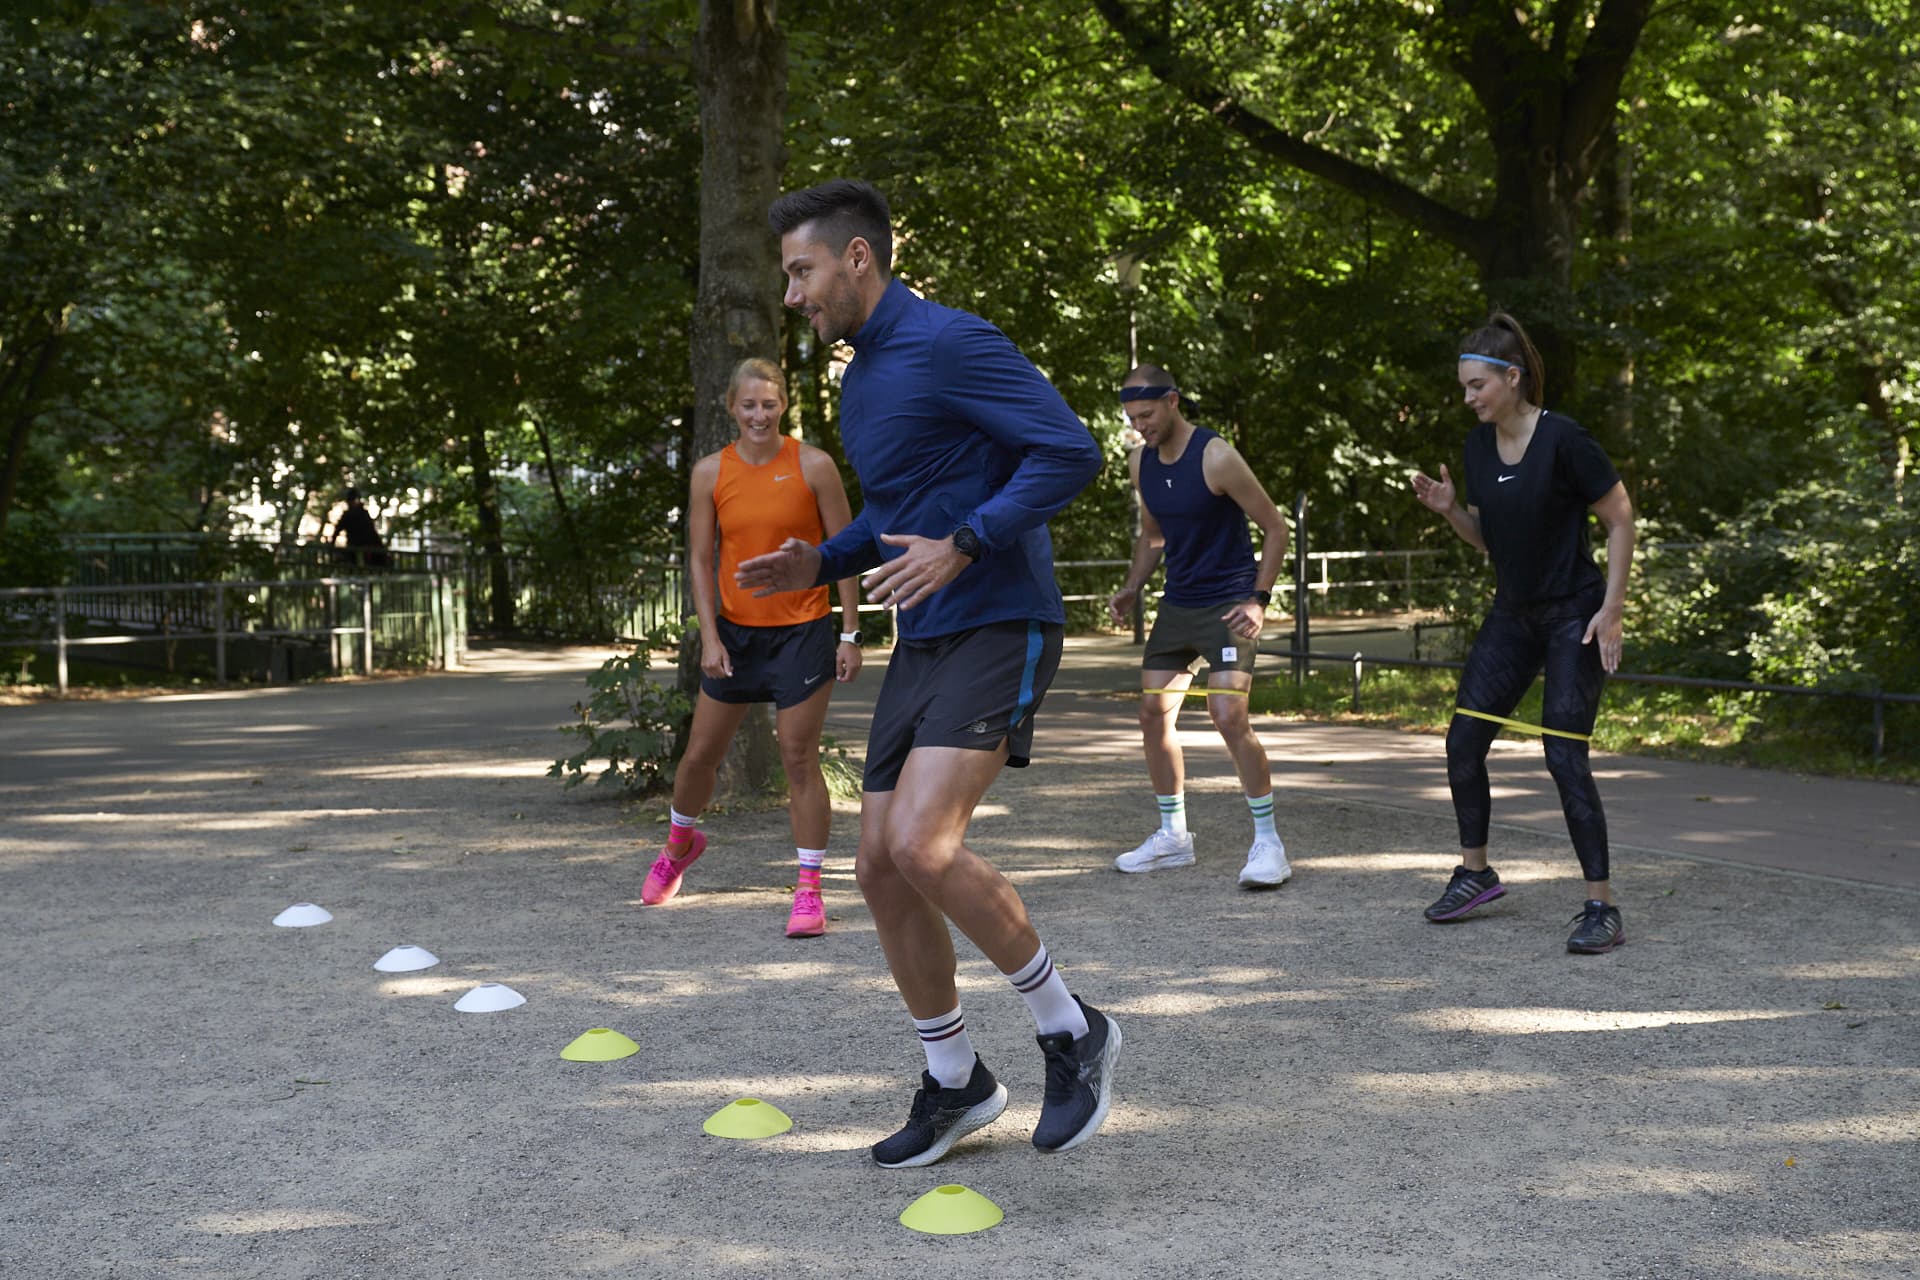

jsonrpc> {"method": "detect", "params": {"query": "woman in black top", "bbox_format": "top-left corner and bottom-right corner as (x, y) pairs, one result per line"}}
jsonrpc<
(1410, 312), (1637, 953)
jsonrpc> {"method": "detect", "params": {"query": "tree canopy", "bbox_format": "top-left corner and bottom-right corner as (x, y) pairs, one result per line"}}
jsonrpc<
(2, 0), (1911, 685)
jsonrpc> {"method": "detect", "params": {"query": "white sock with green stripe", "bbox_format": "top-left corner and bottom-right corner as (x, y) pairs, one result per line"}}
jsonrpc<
(1247, 792), (1278, 842)
(1156, 793), (1188, 837)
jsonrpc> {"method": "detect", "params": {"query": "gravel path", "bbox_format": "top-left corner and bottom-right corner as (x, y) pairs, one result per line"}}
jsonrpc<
(3, 640), (1915, 1279)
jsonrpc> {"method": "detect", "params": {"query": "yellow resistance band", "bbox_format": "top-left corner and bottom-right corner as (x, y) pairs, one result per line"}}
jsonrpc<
(1454, 707), (1591, 742)
(1142, 687), (1251, 699)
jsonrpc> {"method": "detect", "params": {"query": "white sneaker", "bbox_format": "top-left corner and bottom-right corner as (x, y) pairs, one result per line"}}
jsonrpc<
(1238, 838), (1292, 888)
(1114, 829), (1196, 873)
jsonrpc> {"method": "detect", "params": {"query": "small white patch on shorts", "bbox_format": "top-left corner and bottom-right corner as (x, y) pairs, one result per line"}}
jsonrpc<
(1221, 646), (1238, 663)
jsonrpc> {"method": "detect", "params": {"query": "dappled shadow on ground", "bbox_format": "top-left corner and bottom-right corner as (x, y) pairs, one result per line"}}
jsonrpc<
(2, 673), (1917, 1279)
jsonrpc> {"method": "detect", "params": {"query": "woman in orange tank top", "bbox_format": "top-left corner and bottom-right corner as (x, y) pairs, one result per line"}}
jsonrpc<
(642, 357), (864, 939)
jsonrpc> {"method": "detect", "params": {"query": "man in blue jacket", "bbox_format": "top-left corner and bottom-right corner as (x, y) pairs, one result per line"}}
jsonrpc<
(738, 179), (1120, 1169)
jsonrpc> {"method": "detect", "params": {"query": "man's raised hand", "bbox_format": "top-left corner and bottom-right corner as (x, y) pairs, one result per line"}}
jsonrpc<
(735, 537), (822, 597)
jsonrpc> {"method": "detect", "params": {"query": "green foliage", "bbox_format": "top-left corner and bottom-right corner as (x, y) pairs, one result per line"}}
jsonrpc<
(1632, 482), (1919, 694)
(817, 733), (862, 803)
(5, 0), (1915, 737)
(548, 631), (690, 794)
(1251, 662), (1916, 781)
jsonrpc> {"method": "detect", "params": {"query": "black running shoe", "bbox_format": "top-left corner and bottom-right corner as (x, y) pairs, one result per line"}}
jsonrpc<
(1424, 865), (1507, 922)
(1567, 900), (1626, 954)
(1032, 996), (1122, 1153)
(870, 1056), (1008, 1169)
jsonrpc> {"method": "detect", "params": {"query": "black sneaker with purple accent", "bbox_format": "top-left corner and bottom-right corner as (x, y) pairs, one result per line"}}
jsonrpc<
(1424, 865), (1507, 922)
(1567, 900), (1626, 954)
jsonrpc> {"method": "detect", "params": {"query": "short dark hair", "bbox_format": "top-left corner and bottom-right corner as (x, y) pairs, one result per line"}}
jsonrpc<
(1124, 362), (1177, 388)
(767, 179), (893, 273)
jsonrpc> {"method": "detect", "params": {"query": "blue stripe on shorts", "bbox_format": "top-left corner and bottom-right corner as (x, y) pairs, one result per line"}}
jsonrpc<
(1013, 621), (1042, 727)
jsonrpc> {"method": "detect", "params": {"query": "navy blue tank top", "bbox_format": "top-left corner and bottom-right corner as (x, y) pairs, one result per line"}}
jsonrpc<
(1140, 426), (1256, 606)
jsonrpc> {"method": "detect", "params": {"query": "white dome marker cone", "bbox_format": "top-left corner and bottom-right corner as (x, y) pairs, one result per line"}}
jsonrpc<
(454, 983), (526, 1013)
(373, 945), (439, 973)
(273, 903), (333, 928)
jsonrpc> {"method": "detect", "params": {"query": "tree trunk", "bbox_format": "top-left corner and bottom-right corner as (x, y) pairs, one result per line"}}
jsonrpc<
(0, 319), (66, 544)
(467, 423), (514, 632)
(1094, 0), (1657, 409)
(682, 0), (788, 794)
(1591, 121), (1637, 489)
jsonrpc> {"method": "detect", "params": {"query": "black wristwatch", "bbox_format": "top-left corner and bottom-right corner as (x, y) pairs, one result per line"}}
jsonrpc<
(1249, 589), (1272, 607)
(950, 524), (983, 561)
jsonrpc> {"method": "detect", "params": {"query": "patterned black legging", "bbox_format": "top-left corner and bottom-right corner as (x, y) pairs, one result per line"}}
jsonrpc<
(1446, 591), (1611, 881)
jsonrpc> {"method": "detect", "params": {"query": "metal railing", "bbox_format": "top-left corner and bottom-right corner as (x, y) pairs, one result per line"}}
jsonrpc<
(0, 574), (465, 695)
(1263, 645), (1917, 761)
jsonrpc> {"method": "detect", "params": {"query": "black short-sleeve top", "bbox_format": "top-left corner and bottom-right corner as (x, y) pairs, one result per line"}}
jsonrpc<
(1460, 410), (1620, 606)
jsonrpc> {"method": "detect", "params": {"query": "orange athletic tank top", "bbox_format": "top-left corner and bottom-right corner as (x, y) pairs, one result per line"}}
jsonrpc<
(714, 434), (830, 627)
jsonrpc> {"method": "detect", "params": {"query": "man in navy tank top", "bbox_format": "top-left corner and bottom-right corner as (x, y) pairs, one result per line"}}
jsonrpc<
(1107, 365), (1295, 888)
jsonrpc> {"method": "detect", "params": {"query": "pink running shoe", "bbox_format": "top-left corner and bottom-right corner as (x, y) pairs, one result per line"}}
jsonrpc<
(641, 829), (707, 905)
(785, 886), (826, 938)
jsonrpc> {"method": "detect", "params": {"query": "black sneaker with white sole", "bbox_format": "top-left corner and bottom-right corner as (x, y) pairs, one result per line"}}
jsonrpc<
(1567, 900), (1626, 954)
(870, 1056), (1008, 1169)
(1031, 996), (1122, 1153)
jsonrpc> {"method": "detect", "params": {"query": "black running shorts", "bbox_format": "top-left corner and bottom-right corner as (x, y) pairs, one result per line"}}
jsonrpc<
(700, 615), (835, 709)
(862, 620), (1064, 793)
(1141, 598), (1258, 677)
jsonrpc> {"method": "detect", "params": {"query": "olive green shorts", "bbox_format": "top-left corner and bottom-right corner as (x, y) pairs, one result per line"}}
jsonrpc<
(1141, 599), (1259, 678)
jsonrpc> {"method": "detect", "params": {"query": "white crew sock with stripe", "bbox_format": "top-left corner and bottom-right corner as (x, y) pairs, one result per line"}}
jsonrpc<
(913, 1006), (976, 1089)
(1007, 944), (1089, 1040)
(1247, 792), (1279, 843)
(1156, 793), (1188, 837)
(796, 846), (825, 890)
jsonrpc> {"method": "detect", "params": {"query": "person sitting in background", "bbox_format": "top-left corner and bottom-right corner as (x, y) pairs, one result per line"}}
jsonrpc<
(328, 488), (388, 568)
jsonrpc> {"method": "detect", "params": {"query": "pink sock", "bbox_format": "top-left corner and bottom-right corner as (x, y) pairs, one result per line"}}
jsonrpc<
(796, 848), (825, 889)
(668, 807), (698, 850)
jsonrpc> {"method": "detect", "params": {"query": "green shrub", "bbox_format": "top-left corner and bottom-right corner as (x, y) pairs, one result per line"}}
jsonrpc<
(818, 733), (863, 802)
(549, 629), (690, 794)
(1632, 481), (1918, 694)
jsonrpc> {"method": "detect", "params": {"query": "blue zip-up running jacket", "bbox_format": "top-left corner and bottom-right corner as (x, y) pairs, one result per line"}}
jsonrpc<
(812, 279), (1102, 641)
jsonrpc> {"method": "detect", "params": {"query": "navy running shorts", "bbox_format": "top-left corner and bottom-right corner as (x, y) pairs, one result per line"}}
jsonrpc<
(862, 620), (1064, 793)
(700, 615), (836, 709)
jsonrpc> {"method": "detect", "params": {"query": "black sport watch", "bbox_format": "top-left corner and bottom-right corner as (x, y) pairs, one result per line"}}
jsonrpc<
(1250, 589), (1272, 607)
(950, 524), (983, 561)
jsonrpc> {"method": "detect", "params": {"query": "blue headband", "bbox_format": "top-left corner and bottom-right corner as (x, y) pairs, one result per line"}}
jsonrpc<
(1459, 354), (1519, 372)
(1119, 384), (1176, 402)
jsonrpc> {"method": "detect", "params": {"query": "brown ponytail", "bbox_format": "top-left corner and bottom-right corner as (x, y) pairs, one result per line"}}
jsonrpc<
(1459, 311), (1546, 405)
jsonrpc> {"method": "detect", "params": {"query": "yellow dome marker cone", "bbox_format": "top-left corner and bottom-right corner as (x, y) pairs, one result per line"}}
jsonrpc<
(702, 1098), (793, 1139)
(900, 1184), (1003, 1235)
(559, 1028), (640, 1062)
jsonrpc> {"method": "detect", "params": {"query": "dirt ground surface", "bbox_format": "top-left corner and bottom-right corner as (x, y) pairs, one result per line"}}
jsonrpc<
(3, 635), (1917, 1280)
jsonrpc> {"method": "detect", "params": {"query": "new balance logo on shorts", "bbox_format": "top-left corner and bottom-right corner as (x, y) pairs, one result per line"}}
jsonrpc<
(965, 720), (990, 734)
